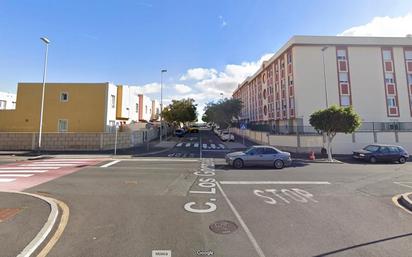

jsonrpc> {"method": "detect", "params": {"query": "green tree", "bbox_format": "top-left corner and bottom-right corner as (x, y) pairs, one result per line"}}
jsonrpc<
(162, 98), (197, 126)
(202, 98), (242, 129)
(309, 105), (361, 162)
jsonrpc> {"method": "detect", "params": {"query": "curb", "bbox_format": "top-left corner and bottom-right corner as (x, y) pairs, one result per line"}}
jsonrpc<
(0, 191), (60, 257)
(398, 193), (412, 212)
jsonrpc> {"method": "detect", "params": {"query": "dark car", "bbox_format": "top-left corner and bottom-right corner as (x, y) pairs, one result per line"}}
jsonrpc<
(175, 129), (185, 137)
(353, 144), (409, 164)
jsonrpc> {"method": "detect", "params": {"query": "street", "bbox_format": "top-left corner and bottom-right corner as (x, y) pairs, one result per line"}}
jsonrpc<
(1, 129), (412, 257)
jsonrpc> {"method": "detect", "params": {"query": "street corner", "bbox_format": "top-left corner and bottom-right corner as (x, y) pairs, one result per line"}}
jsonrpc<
(0, 191), (52, 257)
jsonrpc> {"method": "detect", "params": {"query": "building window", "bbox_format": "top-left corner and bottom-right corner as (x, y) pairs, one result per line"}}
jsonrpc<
(111, 95), (115, 108)
(387, 97), (396, 107)
(136, 103), (139, 113)
(341, 96), (350, 106)
(408, 74), (412, 85)
(339, 72), (348, 83)
(0, 100), (6, 109)
(58, 119), (68, 132)
(145, 105), (148, 114)
(337, 49), (347, 60)
(383, 50), (392, 60)
(60, 92), (69, 102)
(406, 50), (412, 60)
(385, 73), (395, 84)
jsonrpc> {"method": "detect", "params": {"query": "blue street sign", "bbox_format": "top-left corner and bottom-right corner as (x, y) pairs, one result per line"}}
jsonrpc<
(240, 123), (247, 130)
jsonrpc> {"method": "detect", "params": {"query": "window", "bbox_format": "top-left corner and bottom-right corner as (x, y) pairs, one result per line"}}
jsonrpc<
(58, 119), (68, 132)
(364, 145), (379, 152)
(408, 74), (412, 84)
(111, 95), (115, 108)
(156, 108), (160, 114)
(287, 53), (292, 64)
(145, 105), (148, 114)
(380, 147), (390, 153)
(0, 100), (6, 109)
(136, 103), (139, 113)
(387, 97), (396, 107)
(385, 73), (395, 83)
(389, 146), (400, 153)
(337, 49), (347, 60)
(60, 92), (68, 102)
(383, 50), (392, 60)
(341, 95), (350, 106)
(339, 72), (348, 82)
(264, 148), (278, 154)
(405, 50), (412, 60)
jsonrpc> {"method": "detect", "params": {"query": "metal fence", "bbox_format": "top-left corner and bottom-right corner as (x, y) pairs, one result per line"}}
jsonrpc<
(234, 122), (412, 135)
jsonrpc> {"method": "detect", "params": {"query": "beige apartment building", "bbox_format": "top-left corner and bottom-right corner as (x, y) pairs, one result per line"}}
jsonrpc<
(233, 35), (412, 132)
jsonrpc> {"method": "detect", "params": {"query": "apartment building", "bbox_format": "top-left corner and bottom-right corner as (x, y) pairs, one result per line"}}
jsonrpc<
(0, 91), (16, 110)
(233, 35), (412, 130)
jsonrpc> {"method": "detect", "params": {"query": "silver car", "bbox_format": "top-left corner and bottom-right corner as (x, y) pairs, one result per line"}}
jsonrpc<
(225, 145), (292, 169)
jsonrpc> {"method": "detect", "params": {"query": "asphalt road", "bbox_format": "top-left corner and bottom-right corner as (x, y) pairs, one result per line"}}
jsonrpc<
(2, 129), (412, 257)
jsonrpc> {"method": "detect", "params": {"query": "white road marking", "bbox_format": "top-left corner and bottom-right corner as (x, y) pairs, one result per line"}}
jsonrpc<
(0, 178), (16, 182)
(100, 160), (121, 168)
(216, 181), (266, 257)
(185, 143), (191, 147)
(219, 181), (331, 185)
(0, 174), (34, 177)
(211, 144), (216, 149)
(0, 170), (48, 173)
(218, 144), (225, 149)
(176, 143), (183, 147)
(203, 144), (207, 149)
(194, 143), (199, 148)
(394, 182), (412, 189)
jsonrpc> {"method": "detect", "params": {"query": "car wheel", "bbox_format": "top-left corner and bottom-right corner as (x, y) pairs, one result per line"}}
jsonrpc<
(399, 156), (407, 164)
(274, 159), (284, 169)
(233, 159), (244, 169)
(369, 156), (377, 164)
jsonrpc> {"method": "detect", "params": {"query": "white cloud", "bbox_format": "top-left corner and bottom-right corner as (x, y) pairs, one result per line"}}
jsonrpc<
(193, 53), (273, 97)
(174, 84), (192, 94)
(219, 15), (227, 28)
(134, 82), (161, 94)
(180, 67), (218, 81)
(339, 12), (412, 37)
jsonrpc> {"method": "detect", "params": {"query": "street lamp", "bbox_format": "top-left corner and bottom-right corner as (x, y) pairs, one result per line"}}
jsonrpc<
(160, 69), (167, 142)
(321, 46), (329, 108)
(38, 37), (50, 150)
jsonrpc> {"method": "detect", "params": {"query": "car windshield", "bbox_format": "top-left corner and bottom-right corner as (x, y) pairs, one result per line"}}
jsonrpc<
(363, 145), (380, 152)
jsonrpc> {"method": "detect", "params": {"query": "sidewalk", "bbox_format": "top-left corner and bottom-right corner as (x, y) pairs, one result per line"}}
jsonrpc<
(0, 192), (50, 257)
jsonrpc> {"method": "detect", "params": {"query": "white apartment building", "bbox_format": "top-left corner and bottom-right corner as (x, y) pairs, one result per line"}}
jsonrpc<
(233, 35), (412, 131)
(0, 91), (16, 110)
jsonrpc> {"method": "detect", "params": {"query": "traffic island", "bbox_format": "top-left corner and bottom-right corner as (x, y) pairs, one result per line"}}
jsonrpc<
(398, 193), (412, 213)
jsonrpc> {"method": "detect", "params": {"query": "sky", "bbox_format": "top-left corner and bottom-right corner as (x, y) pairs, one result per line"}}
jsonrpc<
(1, 0), (412, 119)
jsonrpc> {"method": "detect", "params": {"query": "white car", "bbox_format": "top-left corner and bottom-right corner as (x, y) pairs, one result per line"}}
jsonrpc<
(220, 131), (234, 141)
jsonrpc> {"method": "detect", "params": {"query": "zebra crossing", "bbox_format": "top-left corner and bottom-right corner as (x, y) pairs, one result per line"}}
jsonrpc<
(175, 142), (226, 150)
(0, 158), (103, 191)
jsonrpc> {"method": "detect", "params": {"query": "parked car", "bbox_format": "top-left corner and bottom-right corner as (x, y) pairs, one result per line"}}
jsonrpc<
(188, 125), (199, 133)
(353, 144), (409, 164)
(225, 145), (292, 169)
(175, 128), (185, 137)
(220, 131), (235, 141)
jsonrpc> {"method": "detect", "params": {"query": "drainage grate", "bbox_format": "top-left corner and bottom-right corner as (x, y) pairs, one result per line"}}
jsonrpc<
(0, 208), (22, 222)
(209, 220), (238, 234)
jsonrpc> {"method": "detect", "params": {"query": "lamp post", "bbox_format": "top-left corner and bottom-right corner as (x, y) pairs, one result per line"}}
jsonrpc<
(321, 46), (329, 108)
(160, 69), (167, 142)
(38, 37), (50, 150)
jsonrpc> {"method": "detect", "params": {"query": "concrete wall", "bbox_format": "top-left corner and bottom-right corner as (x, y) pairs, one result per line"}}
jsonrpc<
(0, 128), (161, 151)
(231, 128), (412, 155)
